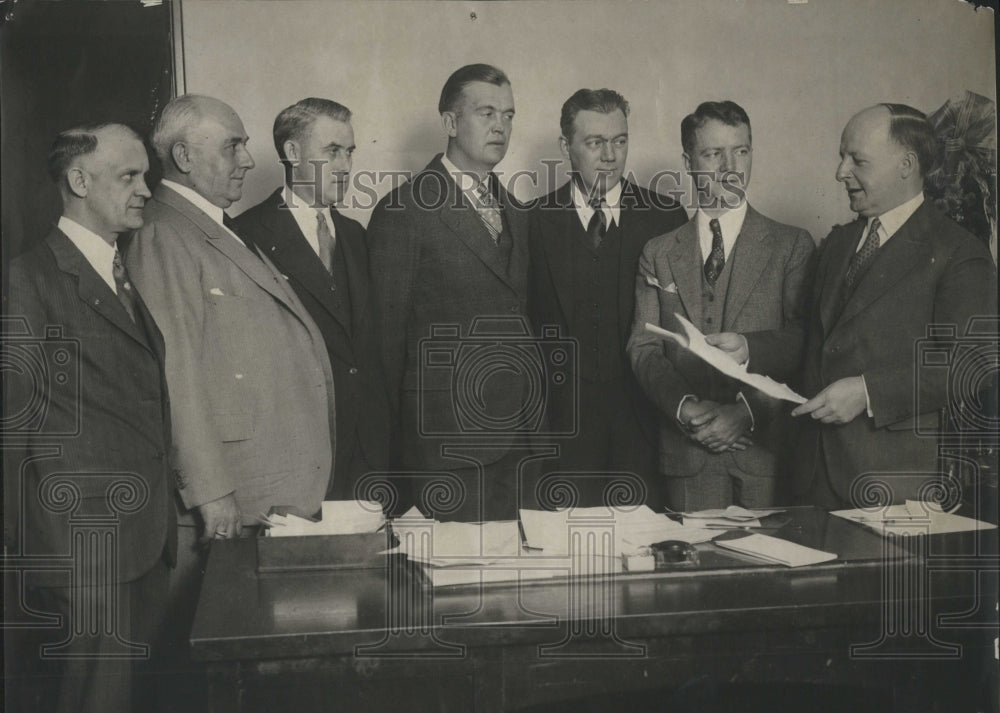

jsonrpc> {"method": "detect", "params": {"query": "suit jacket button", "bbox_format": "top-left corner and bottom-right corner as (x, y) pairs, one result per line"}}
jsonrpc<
(508, 305), (517, 313)
(349, 367), (359, 375)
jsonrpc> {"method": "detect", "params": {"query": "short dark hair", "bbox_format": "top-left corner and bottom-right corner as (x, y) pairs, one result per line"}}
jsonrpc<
(559, 89), (630, 142)
(438, 63), (510, 114)
(272, 97), (352, 162)
(47, 122), (139, 182)
(881, 103), (938, 178)
(680, 101), (752, 155)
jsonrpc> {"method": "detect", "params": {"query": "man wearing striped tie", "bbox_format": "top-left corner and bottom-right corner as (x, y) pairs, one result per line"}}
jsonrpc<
(628, 101), (815, 510)
(790, 104), (995, 508)
(368, 64), (534, 521)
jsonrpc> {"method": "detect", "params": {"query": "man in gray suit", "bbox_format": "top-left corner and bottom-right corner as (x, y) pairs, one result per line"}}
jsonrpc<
(628, 101), (814, 510)
(368, 64), (533, 521)
(125, 95), (335, 692)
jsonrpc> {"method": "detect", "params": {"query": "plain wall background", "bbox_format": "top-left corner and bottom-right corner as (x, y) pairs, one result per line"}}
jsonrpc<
(179, 0), (995, 242)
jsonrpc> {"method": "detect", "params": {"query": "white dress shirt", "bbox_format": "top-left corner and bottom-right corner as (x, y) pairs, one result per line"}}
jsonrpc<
(160, 179), (247, 248)
(857, 192), (924, 253)
(58, 216), (119, 294)
(284, 185), (336, 258)
(695, 201), (748, 263)
(570, 179), (622, 231)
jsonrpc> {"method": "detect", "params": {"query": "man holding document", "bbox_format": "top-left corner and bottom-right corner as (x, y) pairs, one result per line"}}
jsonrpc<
(789, 104), (996, 508)
(628, 101), (814, 510)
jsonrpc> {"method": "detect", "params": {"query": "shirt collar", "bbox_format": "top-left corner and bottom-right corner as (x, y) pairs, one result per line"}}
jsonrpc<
(695, 201), (749, 260)
(283, 184), (334, 257)
(441, 154), (486, 193)
(570, 179), (623, 229)
(868, 192), (924, 241)
(57, 215), (118, 292)
(161, 179), (227, 227)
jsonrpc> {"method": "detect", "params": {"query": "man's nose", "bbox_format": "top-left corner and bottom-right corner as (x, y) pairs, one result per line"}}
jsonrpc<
(136, 178), (152, 198)
(600, 141), (615, 162)
(835, 158), (849, 181)
(238, 144), (255, 170)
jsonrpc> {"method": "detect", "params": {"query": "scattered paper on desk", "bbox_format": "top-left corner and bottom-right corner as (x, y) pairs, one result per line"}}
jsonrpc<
(681, 505), (785, 528)
(265, 500), (385, 537)
(645, 316), (806, 404)
(715, 534), (837, 567)
(520, 505), (714, 557)
(832, 501), (997, 536)
(392, 519), (521, 566)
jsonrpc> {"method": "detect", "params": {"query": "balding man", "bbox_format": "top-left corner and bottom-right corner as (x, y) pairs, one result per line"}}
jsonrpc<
(5, 123), (173, 711)
(791, 104), (996, 508)
(125, 95), (335, 670)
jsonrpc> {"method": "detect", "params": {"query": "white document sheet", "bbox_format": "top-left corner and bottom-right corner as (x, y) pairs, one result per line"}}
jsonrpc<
(831, 500), (997, 536)
(645, 315), (807, 404)
(715, 534), (837, 567)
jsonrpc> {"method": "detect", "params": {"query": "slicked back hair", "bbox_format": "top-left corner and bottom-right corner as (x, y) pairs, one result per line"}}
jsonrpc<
(273, 97), (352, 162)
(560, 88), (630, 143)
(681, 100), (752, 155)
(47, 122), (140, 183)
(881, 103), (938, 178)
(438, 63), (510, 114)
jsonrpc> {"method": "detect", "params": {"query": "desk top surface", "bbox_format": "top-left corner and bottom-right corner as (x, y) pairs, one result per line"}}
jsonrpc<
(190, 507), (993, 661)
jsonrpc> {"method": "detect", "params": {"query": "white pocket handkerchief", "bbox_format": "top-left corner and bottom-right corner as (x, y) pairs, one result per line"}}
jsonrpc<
(644, 274), (678, 293)
(209, 287), (225, 296)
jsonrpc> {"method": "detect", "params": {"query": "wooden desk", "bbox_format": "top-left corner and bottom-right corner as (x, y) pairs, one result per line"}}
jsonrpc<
(190, 509), (997, 713)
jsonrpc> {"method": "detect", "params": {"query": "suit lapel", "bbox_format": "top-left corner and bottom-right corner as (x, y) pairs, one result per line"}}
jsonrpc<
(330, 208), (369, 332)
(819, 221), (861, 334)
(836, 204), (932, 328)
(426, 159), (521, 295)
(155, 185), (299, 312)
(538, 183), (577, 325)
(616, 183), (652, 340)
(499, 184), (529, 300)
(45, 230), (153, 353)
(723, 206), (773, 329)
(665, 219), (704, 330)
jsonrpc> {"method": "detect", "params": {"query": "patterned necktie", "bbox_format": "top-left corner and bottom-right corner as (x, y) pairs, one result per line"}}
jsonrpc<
(587, 196), (607, 250)
(474, 178), (503, 244)
(844, 217), (881, 291)
(112, 248), (137, 322)
(316, 210), (336, 274)
(704, 218), (726, 286)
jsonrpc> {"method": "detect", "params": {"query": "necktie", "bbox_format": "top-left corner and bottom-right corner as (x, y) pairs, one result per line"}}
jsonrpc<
(844, 217), (881, 291)
(112, 248), (137, 322)
(587, 196), (607, 250)
(316, 210), (336, 274)
(704, 218), (726, 286)
(222, 212), (238, 233)
(474, 178), (504, 244)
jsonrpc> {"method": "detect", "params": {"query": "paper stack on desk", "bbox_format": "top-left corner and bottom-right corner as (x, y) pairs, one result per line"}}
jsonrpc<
(520, 505), (715, 557)
(680, 505), (785, 529)
(264, 500), (385, 537)
(831, 500), (997, 536)
(390, 507), (521, 566)
(716, 534), (837, 567)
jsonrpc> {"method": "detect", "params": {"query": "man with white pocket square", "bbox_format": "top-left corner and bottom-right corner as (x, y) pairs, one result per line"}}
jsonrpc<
(125, 95), (336, 699)
(627, 101), (814, 510)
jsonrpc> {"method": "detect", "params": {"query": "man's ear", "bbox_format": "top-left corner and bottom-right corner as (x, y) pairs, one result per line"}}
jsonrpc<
(65, 167), (88, 199)
(283, 140), (300, 164)
(170, 141), (193, 174)
(558, 135), (571, 161)
(441, 111), (458, 138)
(899, 150), (918, 180)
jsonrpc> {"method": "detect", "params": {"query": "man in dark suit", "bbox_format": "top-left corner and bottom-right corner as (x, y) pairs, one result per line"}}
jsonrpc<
(368, 64), (533, 521)
(628, 101), (815, 510)
(4, 123), (175, 712)
(236, 98), (390, 501)
(791, 104), (996, 508)
(528, 88), (687, 508)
